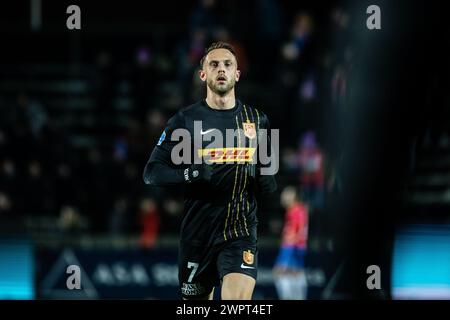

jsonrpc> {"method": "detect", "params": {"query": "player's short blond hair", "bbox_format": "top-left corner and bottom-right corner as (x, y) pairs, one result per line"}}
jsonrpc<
(199, 42), (238, 69)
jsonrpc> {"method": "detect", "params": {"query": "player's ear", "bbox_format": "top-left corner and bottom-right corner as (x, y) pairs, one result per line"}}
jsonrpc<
(235, 69), (241, 82)
(199, 69), (207, 82)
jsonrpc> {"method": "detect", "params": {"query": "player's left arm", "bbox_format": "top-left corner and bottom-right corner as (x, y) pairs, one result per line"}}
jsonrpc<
(256, 112), (278, 194)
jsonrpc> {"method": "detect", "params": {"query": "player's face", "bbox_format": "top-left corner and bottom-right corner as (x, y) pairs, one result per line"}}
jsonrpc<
(200, 48), (240, 95)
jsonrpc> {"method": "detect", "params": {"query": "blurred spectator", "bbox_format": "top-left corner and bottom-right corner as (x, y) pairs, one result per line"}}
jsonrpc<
(0, 192), (12, 217)
(328, 7), (353, 108)
(277, 12), (317, 145)
(109, 197), (130, 236)
(58, 205), (89, 236)
(282, 12), (314, 63)
(176, 28), (208, 103)
(281, 147), (300, 174)
(299, 71), (317, 103)
(0, 158), (17, 193)
(113, 136), (129, 163)
(179, 29), (207, 71)
(330, 7), (350, 55)
(163, 198), (183, 217)
(139, 197), (160, 248)
(329, 42), (353, 113)
(273, 186), (309, 300)
(14, 93), (48, 140)
(331, 64), (347, 104)
(297, 131), (324, 210)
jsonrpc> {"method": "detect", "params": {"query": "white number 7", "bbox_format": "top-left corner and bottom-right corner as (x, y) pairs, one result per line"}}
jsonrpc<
(187, 262), (199, 283)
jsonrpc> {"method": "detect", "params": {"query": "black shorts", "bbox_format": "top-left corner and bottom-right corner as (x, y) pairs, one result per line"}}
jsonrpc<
(178, 237), (258, 299)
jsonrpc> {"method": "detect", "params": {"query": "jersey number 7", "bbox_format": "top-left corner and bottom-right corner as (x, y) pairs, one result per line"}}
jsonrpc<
(187, 262), (199, 283)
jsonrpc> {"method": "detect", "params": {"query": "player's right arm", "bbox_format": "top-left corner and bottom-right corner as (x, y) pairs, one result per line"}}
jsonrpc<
(143, 112), (211, 186)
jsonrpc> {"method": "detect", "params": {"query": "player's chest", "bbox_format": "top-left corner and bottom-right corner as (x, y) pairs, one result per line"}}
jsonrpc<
(185, 117), (258, 142)
(185, 117), (259, 163)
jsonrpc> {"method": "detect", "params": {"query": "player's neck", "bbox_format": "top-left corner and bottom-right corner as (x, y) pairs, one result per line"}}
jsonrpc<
(205, 90), (236, 110)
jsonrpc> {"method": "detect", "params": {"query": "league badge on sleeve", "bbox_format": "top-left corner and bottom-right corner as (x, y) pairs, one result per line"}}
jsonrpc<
(157, 130), (166, 146)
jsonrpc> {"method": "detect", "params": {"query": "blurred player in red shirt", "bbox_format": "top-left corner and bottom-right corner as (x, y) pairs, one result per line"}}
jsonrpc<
(139, 197), (160, 249)
(273, 186), (309, 299)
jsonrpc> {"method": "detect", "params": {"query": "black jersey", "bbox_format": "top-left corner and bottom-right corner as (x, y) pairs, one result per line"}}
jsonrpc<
(143, 99), (277, 246)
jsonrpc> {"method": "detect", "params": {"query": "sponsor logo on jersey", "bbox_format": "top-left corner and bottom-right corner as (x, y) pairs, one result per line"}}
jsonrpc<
(198, 148), (256, 163)
(181, 282), (206, 296)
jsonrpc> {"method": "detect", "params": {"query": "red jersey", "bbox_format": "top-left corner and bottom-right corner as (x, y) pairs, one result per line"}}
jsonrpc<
(281, 202), (308, 248)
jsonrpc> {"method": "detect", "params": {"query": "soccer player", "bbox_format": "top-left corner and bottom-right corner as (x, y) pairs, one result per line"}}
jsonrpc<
(273, 186), (309, 300)
(143, 42), (277, 300)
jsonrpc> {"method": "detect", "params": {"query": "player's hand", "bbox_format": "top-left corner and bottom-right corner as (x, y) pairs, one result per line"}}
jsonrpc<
(183, 163), (212, 183)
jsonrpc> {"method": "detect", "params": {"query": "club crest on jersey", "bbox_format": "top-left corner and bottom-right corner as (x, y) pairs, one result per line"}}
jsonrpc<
(243, 122), (256, 139)
(243, 250), (254, 265)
